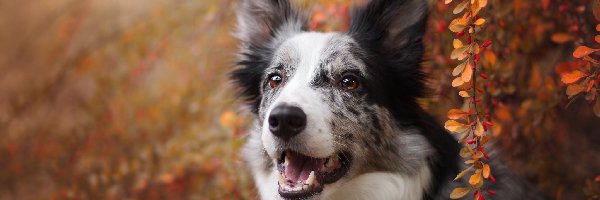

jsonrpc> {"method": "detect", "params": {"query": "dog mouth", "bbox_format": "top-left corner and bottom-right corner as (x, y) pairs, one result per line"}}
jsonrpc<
(275, 150), (351, 199)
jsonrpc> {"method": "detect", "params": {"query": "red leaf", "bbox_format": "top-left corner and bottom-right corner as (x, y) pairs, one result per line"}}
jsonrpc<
(573, 46), (600, 58)
(560, 70), (587, 84)
(551, 33), (574, 44)
(566, 84), (585, 96)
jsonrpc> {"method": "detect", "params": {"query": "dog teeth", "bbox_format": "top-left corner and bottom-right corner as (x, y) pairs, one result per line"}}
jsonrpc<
(306, 171), (315, 186)
(302, 184), (309, 190)
(284, 154), (289, 167)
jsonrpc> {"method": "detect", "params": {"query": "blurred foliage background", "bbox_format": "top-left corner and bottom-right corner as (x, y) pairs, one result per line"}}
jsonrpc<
(0, 0), (598, 199)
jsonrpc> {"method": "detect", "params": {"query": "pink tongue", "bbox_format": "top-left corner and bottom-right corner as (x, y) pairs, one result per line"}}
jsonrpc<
(284, 152), (325, 183)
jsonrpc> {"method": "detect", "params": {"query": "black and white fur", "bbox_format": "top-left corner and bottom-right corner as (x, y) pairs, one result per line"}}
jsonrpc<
(231, 0), (545, 199)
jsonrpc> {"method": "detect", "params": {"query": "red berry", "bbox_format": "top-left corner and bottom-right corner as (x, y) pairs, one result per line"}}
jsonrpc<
(482, 41), (492, 48)
(477, 193), (486, 200)
(499, 21), (506, 27)
(437, 21), (447, 32)
(559, 5), (568, 12)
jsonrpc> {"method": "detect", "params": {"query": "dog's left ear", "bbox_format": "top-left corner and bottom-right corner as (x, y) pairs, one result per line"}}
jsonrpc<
(348, 0), (428, 54)
(349, 0), (430, 114)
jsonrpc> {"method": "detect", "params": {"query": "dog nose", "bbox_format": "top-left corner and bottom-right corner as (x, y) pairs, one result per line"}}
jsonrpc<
(268, 105), (306, 140)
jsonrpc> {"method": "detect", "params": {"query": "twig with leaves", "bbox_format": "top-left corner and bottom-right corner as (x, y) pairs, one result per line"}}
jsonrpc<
(561, 24), (600, 117)
(443, 0), (496, 199)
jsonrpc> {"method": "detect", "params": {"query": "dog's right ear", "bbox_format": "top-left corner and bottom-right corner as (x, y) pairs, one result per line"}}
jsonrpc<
(232, 0), (307, 114)
(235, 0), (307, 51)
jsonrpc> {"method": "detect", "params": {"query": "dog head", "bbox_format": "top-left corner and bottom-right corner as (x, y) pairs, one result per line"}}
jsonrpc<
(232, 0), (432, 199)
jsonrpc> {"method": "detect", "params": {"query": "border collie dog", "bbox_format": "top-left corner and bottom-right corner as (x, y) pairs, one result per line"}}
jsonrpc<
(231, 0), (544, 199)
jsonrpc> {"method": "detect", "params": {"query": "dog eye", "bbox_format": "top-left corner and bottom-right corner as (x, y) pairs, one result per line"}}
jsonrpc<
(339, 76), (359, 90)
(268, 74), (283, 88)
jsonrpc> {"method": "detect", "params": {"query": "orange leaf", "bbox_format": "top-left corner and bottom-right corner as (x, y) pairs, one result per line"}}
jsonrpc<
(551, 33), (574, 44)
(573, 46), (600, 58)
(492, 119), (502, 137)
(459, 147), (472, 158)
(596, 35), (600, 44)
(453, 39), (464, 49)
(451, 46), (468, 60)
(453, 62), (467, 76)
(495, 104), (512, 122)
(453, 1), (468, 14)
(597, 24), (600, 32)
(450, 187), (471, 199)
(471, 1), (487, 16)
(455, 166), (473, 181)
(469, 170), (483, 186)
(474, 119), (485, 136)
(452, 77), (465, 87)
(471, 0), (481, 15)
(445, 120), (468, 133)
(483, 50), (496, 67)
(560, 70), (587, 84)
(566, 84), (584, 96)
(483, 163), (491, 178)
(445, 0), (453, 4)
(555, 60), (587, 74)
(449, 18), (467, 33)
(481, 135), (490, 145)
(474, 18), (486, 26)
(461, 63), (473, 82)
(459, 91), (470, 97)
(479, 0), (488, 8)
(448, 109), (468, 120)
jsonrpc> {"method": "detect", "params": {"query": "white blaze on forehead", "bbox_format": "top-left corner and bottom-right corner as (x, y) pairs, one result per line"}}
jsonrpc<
(281, 32), (336, 87)
(262, 32), (337, 159)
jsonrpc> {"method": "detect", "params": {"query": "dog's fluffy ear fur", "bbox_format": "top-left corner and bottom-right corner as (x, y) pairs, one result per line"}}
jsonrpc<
(235, 0), (307, 50)
(348, 0), (430, 111)
(232, 0), (307, 114)
(349, 0), (428, 52)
